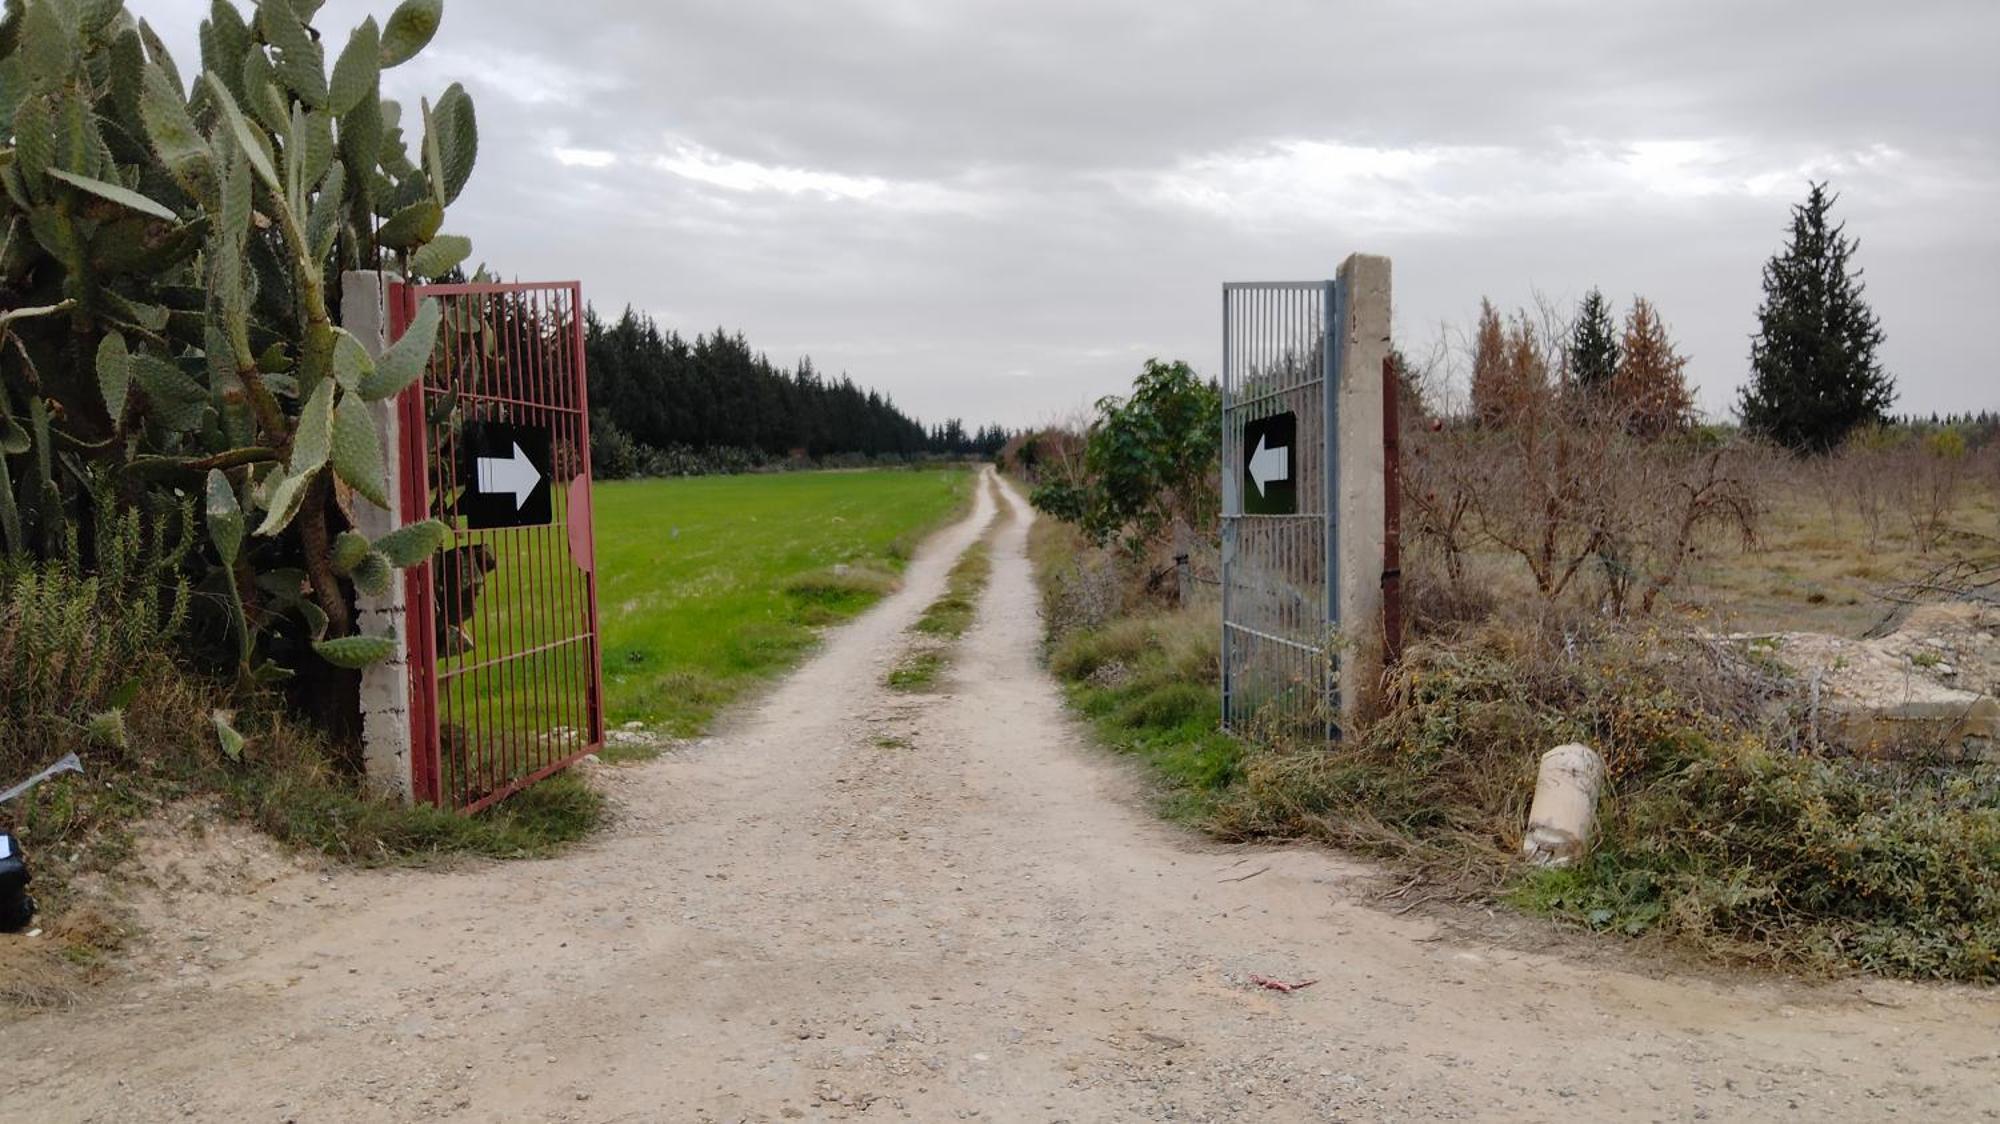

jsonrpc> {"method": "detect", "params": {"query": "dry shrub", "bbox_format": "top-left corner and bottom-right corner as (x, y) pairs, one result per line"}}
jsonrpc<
(1215, 612), (2000, 979)
(1213, 612), (1773, 861)
(1591, 438), (1761, 615)
(1407, 294), (1759, 618)
(1400, 547), (1499, 635)
(999, 427), (1085, 486)
(1806, 452), (1849, 526)
(1986, 439), (2000, 528)
(1403, 423), (1483, 604)
(1030, 519), (1134, 642)
(1842, 439), (1897, 550)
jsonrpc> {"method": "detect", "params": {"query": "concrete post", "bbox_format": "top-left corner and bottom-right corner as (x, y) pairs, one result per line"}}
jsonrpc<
(341, 270), (414, 803)
(1335, 254), (1391, 726)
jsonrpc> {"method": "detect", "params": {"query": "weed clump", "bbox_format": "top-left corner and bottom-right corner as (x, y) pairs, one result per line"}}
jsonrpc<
(784, 564), (899, 623)
(887, 651), (947, 692)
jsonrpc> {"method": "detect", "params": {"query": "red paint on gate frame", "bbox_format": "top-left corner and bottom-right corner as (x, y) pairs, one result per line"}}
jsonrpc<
(390, 280), (606, 812)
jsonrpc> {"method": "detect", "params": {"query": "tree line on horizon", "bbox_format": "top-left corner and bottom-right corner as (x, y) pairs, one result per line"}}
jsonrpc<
(584, 306), (1008, 475)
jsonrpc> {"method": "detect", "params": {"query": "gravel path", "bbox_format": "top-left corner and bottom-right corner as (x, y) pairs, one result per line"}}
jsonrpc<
(8, 469), (1999, 1123)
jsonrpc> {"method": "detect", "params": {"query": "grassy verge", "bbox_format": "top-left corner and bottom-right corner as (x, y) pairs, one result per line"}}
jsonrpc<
(1028, 519), (1241, 821)
(1029, 516), (2000, 982)
(597, 468), (975, 745)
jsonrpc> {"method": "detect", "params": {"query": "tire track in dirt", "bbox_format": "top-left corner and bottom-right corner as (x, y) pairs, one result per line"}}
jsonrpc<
(6, 468), (1998, 1123)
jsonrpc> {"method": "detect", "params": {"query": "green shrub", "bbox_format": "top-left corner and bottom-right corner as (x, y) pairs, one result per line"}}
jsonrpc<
(1027, 359), (1219, 552)
(1577, 736), (1999, 978)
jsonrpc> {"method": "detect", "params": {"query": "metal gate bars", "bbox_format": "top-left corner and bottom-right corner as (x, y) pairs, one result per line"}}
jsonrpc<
(1219, 281), (1343, 739)
(391, 281), (605, 812)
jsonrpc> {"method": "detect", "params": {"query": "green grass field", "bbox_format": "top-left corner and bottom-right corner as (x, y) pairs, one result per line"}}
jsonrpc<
(593, 468), (974, 738)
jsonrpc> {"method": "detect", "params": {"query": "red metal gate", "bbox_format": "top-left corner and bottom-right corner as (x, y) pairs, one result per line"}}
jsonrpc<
(391, 281), (605, 812)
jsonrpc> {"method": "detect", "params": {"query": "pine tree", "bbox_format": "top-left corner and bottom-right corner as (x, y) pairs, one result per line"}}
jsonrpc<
(1614, 297), (1695, 437)
(1567, 287), (1620, 392)
(1469, 299), (1510, 426)
(1470, 299), (1550, 426)
(1739, 182), (1894, 451)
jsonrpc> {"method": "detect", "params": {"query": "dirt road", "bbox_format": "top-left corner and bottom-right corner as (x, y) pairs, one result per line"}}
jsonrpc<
(8, 470), (1999, 1122)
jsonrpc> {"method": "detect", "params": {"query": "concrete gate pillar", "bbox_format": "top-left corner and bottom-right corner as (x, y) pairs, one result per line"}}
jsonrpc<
(1334, 253), (1391, 726)
(341, 270), (414, 803)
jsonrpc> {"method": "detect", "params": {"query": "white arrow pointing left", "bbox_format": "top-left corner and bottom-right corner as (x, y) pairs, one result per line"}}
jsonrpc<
(476, 441), (542, 510)
(1248, 434), (1290, 496)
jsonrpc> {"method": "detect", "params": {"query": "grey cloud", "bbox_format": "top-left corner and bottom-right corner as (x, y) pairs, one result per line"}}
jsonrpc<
(145, 1), (1999, 425)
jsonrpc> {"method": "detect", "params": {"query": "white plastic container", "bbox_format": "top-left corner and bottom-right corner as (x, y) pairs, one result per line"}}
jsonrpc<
(1521, 743), (1605, 867)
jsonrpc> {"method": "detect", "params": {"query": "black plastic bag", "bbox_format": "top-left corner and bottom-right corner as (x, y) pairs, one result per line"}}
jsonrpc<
(0, 830), (31, 933)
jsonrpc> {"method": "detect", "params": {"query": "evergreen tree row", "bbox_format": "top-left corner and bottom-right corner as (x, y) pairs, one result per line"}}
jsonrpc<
(584, 306), (1007, 470)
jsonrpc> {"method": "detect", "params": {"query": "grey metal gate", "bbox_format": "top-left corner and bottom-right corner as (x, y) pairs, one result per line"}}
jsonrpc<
(1220, 281), (1343, 738)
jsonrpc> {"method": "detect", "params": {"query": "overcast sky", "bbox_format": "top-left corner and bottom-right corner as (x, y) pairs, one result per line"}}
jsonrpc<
(155, 1), (1998, 428)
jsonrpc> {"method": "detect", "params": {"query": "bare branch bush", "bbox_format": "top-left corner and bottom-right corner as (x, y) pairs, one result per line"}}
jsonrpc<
(1590, 433), (1762, 616)
(1806, 452), (1847, 527)
(1841, 435), (1895, 552)
(1889, 428), (1971, 552)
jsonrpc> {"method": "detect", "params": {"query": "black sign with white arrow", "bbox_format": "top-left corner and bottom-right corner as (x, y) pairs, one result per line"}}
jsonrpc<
(1241, 411), (1297, 515)
(458, 422), (554, 530)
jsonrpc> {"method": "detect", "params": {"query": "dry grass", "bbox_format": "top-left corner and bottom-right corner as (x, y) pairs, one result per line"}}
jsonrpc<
(1678, 455), (1998, 635)
(1209, 611), (2000, 980)
(0, 905), (124, 1009)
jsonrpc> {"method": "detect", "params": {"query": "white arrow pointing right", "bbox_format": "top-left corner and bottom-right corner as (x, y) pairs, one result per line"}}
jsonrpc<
(476, 441), (542, 510)
(1248, 434), (1290, 496)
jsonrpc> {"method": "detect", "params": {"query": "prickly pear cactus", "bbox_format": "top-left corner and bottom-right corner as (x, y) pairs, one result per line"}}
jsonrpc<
(0, 0), (476, 692)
